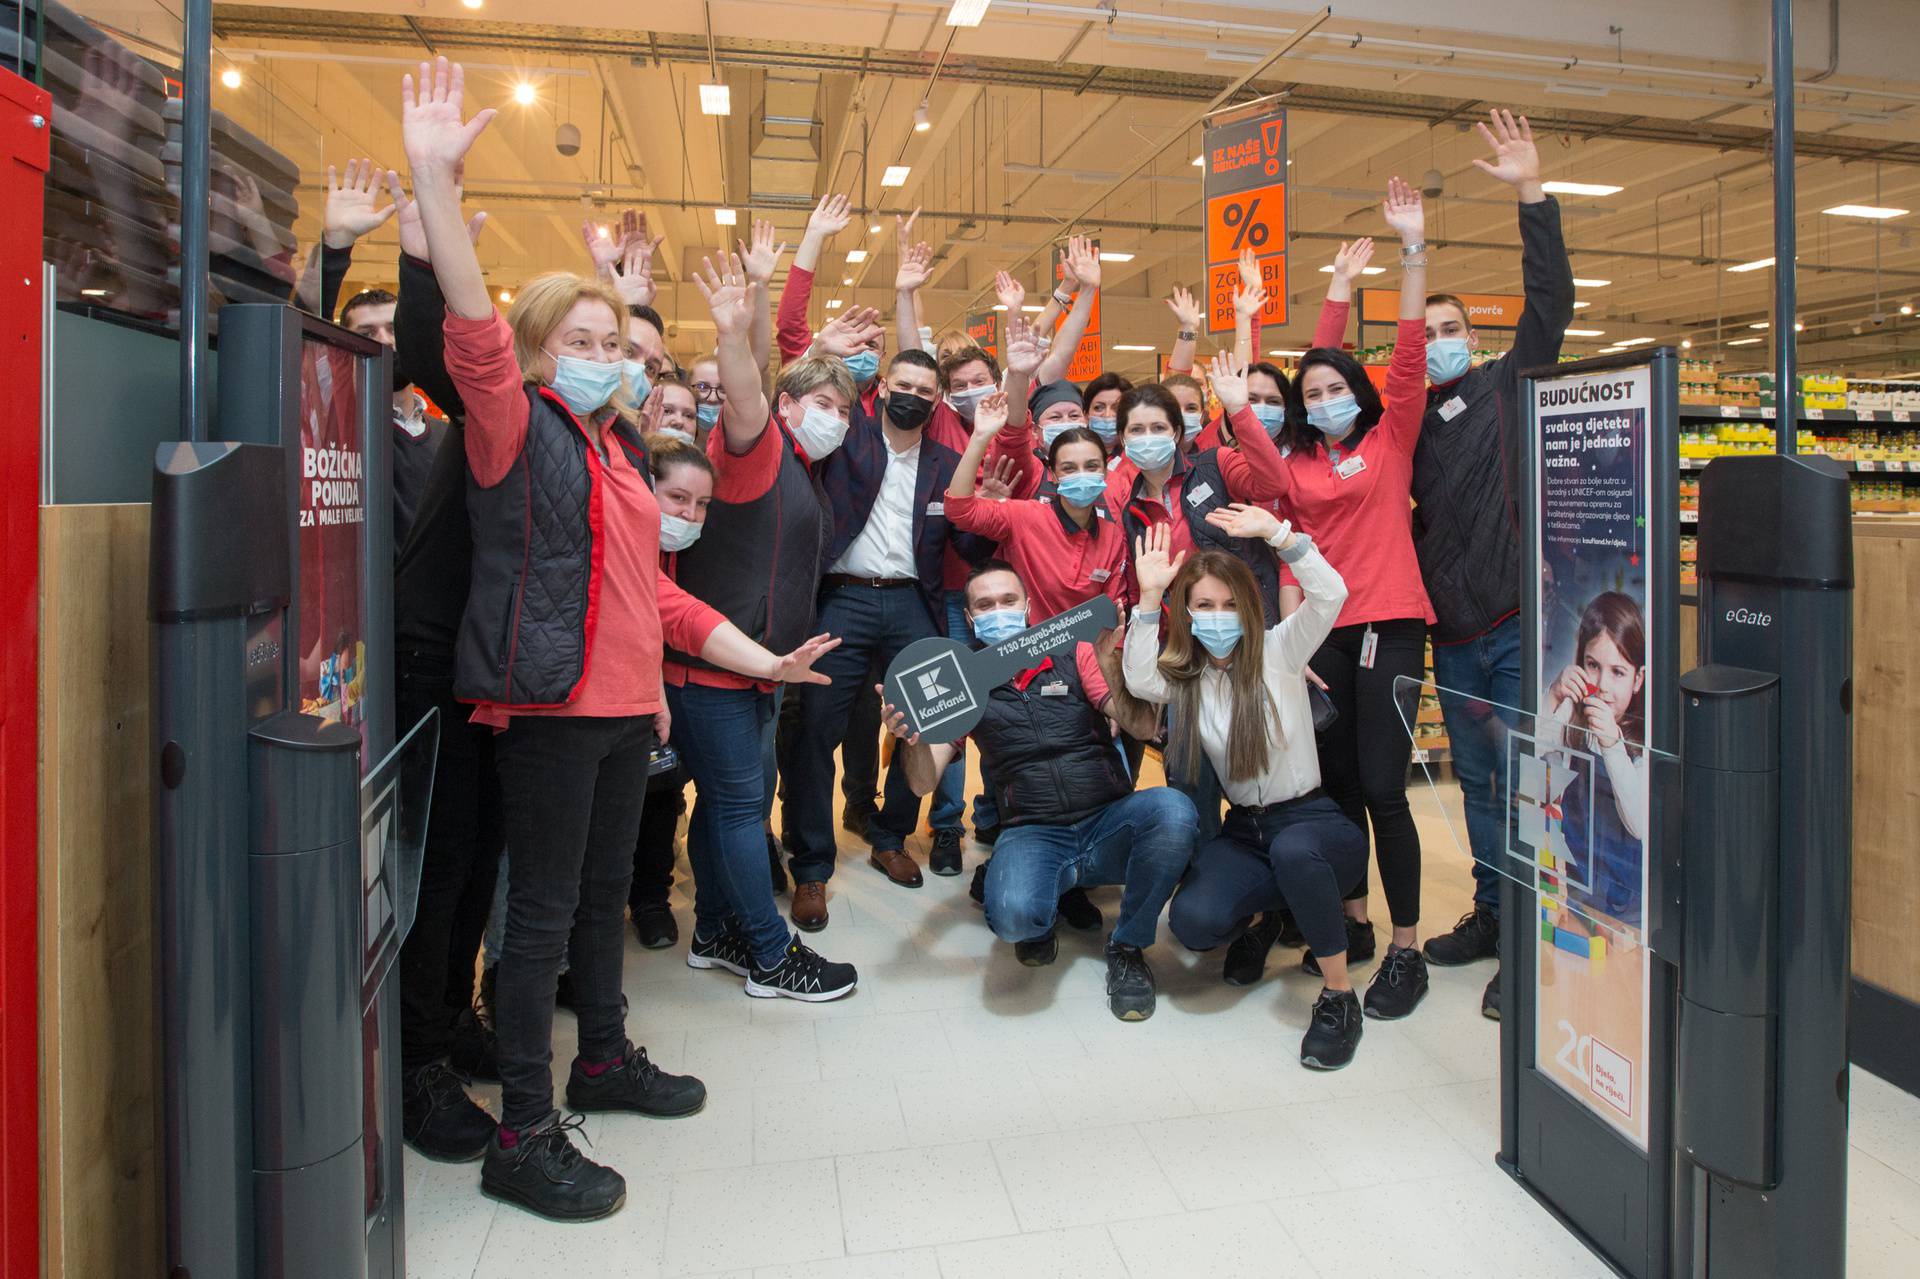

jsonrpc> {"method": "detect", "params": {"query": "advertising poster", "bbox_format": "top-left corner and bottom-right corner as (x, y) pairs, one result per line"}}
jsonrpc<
(297, 336), (369, 754)
(1201, 104), (1287, 335)
(1528, 363), (1654, 1150)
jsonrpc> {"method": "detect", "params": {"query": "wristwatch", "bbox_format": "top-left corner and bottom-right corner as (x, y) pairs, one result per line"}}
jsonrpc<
(1052, 290), (1074, 308)
(1177, 329), (1197, 341)
(1399, 241), (1428, 258)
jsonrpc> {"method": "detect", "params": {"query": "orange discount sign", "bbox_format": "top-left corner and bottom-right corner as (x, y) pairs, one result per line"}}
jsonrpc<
(1203, 105), (1288, 336)
(1359, 288), (1527, 330)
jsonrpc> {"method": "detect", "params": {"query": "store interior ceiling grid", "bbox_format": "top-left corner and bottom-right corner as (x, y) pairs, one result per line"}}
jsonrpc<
(125, 0), (1920, 373)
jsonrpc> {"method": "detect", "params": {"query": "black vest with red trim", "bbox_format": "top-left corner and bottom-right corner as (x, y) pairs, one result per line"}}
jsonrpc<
(973, 653), (1132, 829)
(455, 386), (650, 708)
(1118, 448), (1283, 626)
(665, 424), (832, 670)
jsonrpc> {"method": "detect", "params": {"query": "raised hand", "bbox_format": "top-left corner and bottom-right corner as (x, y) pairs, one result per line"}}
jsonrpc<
(1382, 175), (1425, 243)
(893, 207), (921, 268)
(740, 219), (788, 287)
(1204, 502), (1287, 544)
(978, 454), (1020, 501)
(1234, 247), (1268, 319)
(387, 171), (486, 262)
(771, 633), (843, 685)
(973, 389), (1010, 437)
(1133, 524), (1187, 602)
(1002, 314), (1042, 378)
(1207, 350), (1250, 415)
(324, 158), (396, 248)
(1330, 237), (1375, 283)
(895, 238), (935, 292)
(994, 269), (1026, 314)
(695, 252), (753, 340)
(806, 192), (854, 241)
(815, 305), (884, 357)
(401, 57), (496, 176)
(581, 215), (626, 274)
(609, 226), (662, 307)
(1065, 234), (1101, 292)
(1471, 109), (1541, 193)
(1166, 285), (1201, 333)
(1056, 243), (1081, 295)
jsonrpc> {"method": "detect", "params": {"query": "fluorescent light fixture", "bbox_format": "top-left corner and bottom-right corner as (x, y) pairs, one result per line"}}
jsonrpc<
(826, 299), (843, 310)
(1612, 337), (1655, 347)
(1727, 337), (1763, 346)
(1541, 180), (1622, 196)
(512, 82), (537, 106)
(1564, 329), (1606, 337)
(880, 165), (911, 187)
(80, 288), (107, 297)
(1112, 345), (1155, 352)
(1267, 348), (1306, 357)
(946, 0), (992, 26)
(1098, 252), (1135, 263)
(699, 83), (731, 115)
(1571, 278), (1611, 288)
(869, 223), (883, 234)
(845, 249), (868, 263)
(991, 304), (1008, 311)
(1020, 305), (1044, 312)
(1727, 257), (1775, 273)
(1572, 301), (1592, 309)
(913, 101), (932, 133)
(461, 0), (481, 8)
(1749, 322), (1770, 330)
(220, 67), (243, 89)
(1545, 82), (1610, 98)
(1192, 154), (1204, 166)
(714, 208), (736, 225)
(1318, 264), (1385, 275)
(1822, 204), (1908, 220)
(842, 277), (854, 286)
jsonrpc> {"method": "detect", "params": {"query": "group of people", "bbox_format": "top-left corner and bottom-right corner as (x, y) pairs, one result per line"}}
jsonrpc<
(325, 59), (1573, 1224)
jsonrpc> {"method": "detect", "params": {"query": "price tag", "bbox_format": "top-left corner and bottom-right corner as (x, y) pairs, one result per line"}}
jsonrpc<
(1895, 411), (1913, 424)
(1761, 406), (1776, 419)
(1805, 408), (1825, 420)
(1860, 461), (1879, 472)
(1719, 405), (1739, 418)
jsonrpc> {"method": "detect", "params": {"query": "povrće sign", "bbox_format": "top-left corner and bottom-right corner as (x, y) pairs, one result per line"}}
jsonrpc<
(885, 595), (1119, 743)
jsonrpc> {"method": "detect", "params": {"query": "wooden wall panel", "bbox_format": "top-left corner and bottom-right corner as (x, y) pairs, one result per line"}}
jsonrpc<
(38, 504), (161, 1278)
(1850, 526), (1920, 1004)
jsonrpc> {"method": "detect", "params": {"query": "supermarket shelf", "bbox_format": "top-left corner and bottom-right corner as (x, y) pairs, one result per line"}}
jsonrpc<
(1678, 405), (1920, 425)
(1678, 456), (1920, 472)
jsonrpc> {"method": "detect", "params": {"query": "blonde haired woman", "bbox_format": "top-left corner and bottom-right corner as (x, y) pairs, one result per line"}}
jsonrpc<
(1122, 515), (1368, 1069)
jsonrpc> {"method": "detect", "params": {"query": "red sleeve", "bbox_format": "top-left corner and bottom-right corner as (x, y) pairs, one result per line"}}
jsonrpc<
(707, 413), (785, 503)
(1216, 404), (1291, 503)
(1377, 317), (1429, 454)
(443, 308), (530, 488)
(657, 565), (727, 655)
(1194, 417), (1226, 452)
(777, 264), (815, 364)
(1075, 641), (1112, 708)
(1313, 298), (1351, 350)
(989, 413), (1043, 499)
(926, 402), (970, 455)
(944, 490), (1018, 541)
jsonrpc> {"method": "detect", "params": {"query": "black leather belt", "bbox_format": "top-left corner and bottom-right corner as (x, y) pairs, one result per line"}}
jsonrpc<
(822, 574), (919, 590)
(1227, 787), (1328, 819)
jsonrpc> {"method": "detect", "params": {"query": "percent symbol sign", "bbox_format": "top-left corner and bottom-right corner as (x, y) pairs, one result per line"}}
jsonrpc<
(1223, 197), (1270, 252)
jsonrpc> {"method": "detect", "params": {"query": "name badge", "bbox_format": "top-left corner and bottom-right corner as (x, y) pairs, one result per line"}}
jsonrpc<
(1039, 682), (1070, 697)
(1336, 455), (1368, 480)
(1089, 568), (1112, 582)
(1184, 481), (1216, 507)
(925, 501), (945, 516)
(1438, 396), (1467, 421)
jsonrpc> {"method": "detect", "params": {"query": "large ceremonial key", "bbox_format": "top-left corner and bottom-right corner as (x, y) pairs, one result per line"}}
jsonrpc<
(884, 595), (1120, 744)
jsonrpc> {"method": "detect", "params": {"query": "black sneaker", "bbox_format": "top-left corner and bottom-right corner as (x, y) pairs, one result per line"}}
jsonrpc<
(686, 925), (753, 978)
(565, 1040), (707, 1118)
(1302, 917), (1377, 976)
(766, 832), (789, 896)
(402, 1061), (496, 1162)
(1275, 908), (1306, 949)
(975, 823), (1001, 848)
(745, 939), (858, 1002)
(448, 1003), (500, 1082)
(1482, 969), (1501, 1021)
(841, 806), (876, 840)
(1014, 930), (1058, 967)
(633, 903), (679, 950)
(1364, 944), (1430, 1020)
(1423, 906), (1499, 967)
(969, 860), (988, 906)
(1105, 941), (1157, 1022)
(929, 828), (964, 876)
(1057, 887), (1103, 932)
(1222, 913), (1284, 987)
(1300, 988), (1364, 1070)
(481, 1111), (625, 1222)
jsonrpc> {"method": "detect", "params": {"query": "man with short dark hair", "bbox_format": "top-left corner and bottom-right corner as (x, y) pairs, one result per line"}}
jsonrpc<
(340, 287), (447, 548)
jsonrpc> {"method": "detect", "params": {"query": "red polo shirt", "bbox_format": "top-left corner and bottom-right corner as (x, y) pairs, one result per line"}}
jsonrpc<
(945, 489), (1130, 621)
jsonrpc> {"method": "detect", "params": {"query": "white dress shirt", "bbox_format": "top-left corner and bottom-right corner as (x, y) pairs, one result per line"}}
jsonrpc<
(1123, 533), (1348, 807)
(831, 437), (921, 580)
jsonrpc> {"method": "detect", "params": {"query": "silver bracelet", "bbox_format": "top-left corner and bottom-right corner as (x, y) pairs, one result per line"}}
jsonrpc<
(1401, 254), (1429, 268)
(1399, 241), (1427, 257)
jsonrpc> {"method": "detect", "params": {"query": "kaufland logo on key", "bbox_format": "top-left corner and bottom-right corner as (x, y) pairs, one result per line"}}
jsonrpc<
(918, 670), (951, 698)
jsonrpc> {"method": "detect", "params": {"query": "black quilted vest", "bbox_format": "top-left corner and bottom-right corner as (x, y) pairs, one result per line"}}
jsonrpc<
(665, 425), (831, 670)
(973, 653), (1132, 829)
(1118, 448), (1283, 626)
(454, 386), (648, 707)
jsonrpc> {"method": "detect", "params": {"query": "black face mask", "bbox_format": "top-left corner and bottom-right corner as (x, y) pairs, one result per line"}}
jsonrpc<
(884, 391), (935, 432)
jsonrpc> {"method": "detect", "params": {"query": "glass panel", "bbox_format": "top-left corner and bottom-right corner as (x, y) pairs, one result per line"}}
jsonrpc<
(360, 704), (438, 1010)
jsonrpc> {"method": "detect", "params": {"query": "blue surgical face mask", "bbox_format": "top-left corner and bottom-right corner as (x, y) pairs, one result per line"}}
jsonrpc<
(1087, 415), (1118, 443)
(1182, 411), (1204, 441)
(1251, 403), (1287, 437)
(622, 358), (652, 404)
(696, 402), (721, 428)
(548, 352), (625, 417)
(1307, 394), (1362, 440)
(1042, 418), (1081, 450)
(1124, 433), (1178, 471)
(1188, 609), (1244, 659)
(659, 512), (702, 552)
(1427, 338), (1472, 385)
(969, 607), (1027, 646)
(1054, 472), (1108, 508)
(844, 349), (881, 384)
(948, 385), (991, 422)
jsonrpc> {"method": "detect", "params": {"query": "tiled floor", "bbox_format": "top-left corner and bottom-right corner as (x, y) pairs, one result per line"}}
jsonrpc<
(407, 772), (1920, 1278)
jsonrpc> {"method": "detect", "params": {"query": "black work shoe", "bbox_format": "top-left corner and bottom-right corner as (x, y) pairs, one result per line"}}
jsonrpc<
(841, 806), (876, 841)
(766, 832), (790, 896)
(1222, 913), (1285, 987)
(481, 1111), (625, 1222)
(565, 1040), (707, 1118)
(745, 939), (858, 1002)
(1275, 908), (1306, 949)
(1423, 906), (1499, 967)
(1105, 941), (1157, 1022)
(633, 903), (679, 950)
(969, 860), (988, 906)
(1302, 917), (1377, 976)
(1300, 988), (1364, 1070)
(1014, 930), (1058, 967)
(974, 823), (1001, 848)
(929, 828), (964, 876)
(1057, 887), (1103, 932)
(1482, 969), (1501, 1021)
(402, 1061), (496, 1162)
(1364, 944), (1430, 1020)
(686, 925), (753, 978)
(448, 1003), (500, 1082)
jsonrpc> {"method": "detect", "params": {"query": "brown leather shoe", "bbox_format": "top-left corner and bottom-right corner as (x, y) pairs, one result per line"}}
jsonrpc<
(868, 847), (924, 888)
(791, 881), (829, 933)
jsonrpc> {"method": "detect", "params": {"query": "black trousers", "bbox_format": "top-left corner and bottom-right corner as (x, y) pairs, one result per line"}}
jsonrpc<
(631, 762), (686, 913)
(1309, 618), (1426, 928)
(397, 657), (505, 1073)
(493, 714), (655, 1129)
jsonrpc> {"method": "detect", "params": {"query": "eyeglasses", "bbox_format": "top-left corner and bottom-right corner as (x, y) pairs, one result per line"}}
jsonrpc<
(691, 381), (727, 402)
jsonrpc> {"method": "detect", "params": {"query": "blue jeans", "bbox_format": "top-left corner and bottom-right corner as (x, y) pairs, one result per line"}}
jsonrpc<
(1169, 792), (1367, 961)
(929, 594), (996, 833)
(1429, 614), (1522, 914)
(984, 788), (1197, 949)
(667, 681), (792, 970)
(789, 583), (939, 879)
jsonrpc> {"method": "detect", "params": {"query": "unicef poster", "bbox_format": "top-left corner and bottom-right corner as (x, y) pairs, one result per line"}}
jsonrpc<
(1526, 363), (1655, 1151)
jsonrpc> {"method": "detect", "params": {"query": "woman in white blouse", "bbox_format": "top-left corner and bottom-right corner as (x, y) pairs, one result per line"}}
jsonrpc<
(1123, 513), (1370, 1069)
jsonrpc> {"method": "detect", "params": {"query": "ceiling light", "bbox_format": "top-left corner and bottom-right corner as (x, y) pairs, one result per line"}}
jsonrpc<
(1572, 301), (1592, 309)
(498, 290), (512, 303)
(1318, 264), (1385, 275)
(714, 208), (736, 225)
(913, 100), (932, 133)
(869, 223), (883, 234)
(881, 165), (911, 187)
(1564, 329), (1606, 337)
(1541, 181), (1623, 196)
(1822, 204), (1908, 220)
(1544, 82), (1610, 99)
(1020, 305), (1044, 312)
(1112, 345), (1155, 352)
(220, 67), (243, 89)
(699, 83), (731, 116)
(1750, 322), (1770, 330)
(1098, 252), (1135, 263)
(1795, 322), (1805, 331)
(1727, 337), (1763, 346)
(946, 0), (993, 27)
(1681, 339), (1693, 349)
(461, 0), (482, 8)
(512, 81), (537, 106)
(1613, 337), (1655, 347)
(842, 277), (854, 286)
(1191, 154), (1204, 166)
(991, 304), (1008, 311)
(1572, 278), (1611, 288)
(80, 287), (107, 297)
(845, 249), (868, 263)
(1267, 349), (1306, 357)
(826, 299), (843, 310)
(1727, 257), (1775, 273)
(1901, 303), (1915, 316)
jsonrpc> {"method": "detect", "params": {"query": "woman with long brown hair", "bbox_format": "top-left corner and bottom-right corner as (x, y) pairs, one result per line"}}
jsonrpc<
(1122, 516), (1369, 1069)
